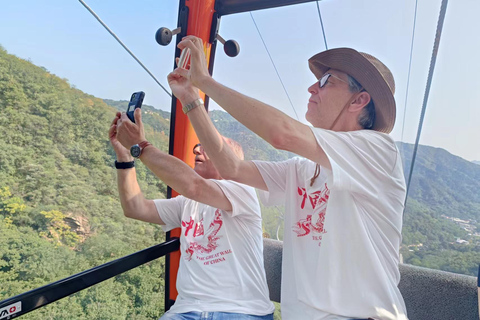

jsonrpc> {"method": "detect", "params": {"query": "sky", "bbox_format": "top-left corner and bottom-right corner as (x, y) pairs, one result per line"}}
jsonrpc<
(2, 0), (479, 161)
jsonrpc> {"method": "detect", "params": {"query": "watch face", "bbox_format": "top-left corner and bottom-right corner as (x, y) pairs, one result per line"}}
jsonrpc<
(130, 145), (141, 158)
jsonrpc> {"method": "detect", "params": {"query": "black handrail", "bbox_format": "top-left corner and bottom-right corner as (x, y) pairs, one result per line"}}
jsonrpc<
(0, 238), (180, 319)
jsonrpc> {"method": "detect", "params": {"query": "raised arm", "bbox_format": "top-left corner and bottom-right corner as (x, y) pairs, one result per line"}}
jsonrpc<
(167, 69), (268, 191)
(109, 113), (162, 224)
(115, 109), (233, 211)
(176, 36), (329, 169)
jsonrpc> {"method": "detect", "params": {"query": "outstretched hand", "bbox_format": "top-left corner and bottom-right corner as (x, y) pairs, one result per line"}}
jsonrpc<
(115, 108), (146, 152)
(167, 69), (200, 105)
(109, 112), (133, 161)
(174, 36), (211, 91)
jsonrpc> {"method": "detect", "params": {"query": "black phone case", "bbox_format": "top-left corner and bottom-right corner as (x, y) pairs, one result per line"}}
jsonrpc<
(126, 91), (145, 123)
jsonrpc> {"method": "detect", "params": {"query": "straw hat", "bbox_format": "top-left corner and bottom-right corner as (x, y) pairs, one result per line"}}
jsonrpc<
(308, 48), (396, 133)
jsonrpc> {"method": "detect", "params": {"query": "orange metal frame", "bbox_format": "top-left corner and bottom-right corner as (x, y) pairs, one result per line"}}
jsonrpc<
(167, 0), (217, 307)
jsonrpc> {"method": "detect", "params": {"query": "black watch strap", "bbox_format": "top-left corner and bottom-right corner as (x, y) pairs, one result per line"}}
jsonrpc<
(115, 160), (135, 169)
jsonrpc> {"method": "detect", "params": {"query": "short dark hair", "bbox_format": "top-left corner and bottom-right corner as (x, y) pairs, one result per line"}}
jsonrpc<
(348, 76), (376, 130)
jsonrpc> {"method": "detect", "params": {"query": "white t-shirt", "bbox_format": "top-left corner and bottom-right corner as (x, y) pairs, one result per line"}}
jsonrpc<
(253, 128), (408, 320)
(154, 179), (274, 315)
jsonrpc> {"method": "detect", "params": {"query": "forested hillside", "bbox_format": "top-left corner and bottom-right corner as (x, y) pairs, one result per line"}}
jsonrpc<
(401, 143), (480, 221)
(0, 46), (479, 319)
(398, 143), (480, 275)
(0, 46), (170, 319)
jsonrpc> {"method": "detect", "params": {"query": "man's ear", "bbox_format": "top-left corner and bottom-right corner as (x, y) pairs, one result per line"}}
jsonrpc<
(349, 92), (371, 112)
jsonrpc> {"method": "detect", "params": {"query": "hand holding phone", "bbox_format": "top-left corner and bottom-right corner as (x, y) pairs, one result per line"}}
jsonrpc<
(126, 91), (145, 123)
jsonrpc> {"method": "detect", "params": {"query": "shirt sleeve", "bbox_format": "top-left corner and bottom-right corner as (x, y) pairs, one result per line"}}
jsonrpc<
(310, 128), (400, 196)
(252, 159), (296, 206)
(210, 180), (261, 220)
(153, 196), (184, 232)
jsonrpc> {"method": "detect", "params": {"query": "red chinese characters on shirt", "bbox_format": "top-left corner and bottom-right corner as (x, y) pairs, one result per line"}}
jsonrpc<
(293, 183), (330, 244)
(182, 209), (223, 261)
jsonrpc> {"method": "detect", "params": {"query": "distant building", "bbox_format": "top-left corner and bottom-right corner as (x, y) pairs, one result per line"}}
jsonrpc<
(455, 238), (469, 244)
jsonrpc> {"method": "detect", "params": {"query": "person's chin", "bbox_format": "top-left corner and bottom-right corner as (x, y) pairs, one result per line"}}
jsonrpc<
(305, 111), (313, 123)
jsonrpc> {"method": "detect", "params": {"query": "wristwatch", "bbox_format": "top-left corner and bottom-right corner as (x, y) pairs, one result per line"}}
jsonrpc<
(182, 98), (204, 114)
(130, 141), (152, 158)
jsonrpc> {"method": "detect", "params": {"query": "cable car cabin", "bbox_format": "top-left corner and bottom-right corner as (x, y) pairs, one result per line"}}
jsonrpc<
(0, 0), (479, 319)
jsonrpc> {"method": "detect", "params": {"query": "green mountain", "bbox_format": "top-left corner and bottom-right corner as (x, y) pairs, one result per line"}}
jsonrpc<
(0, 46), (169, 319)
(397, 143), (480, 275)
(400, 143), (480, 221)
(0, 44), (479, 319)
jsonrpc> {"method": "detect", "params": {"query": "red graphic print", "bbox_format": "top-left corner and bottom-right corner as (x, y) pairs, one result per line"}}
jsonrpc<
(193, 221), (204, 237)
(183, 210), (223, 261)
(311, 210), (327, 234)
(298, 184), (329, 210)
(298, 187), (308, 209)
(293, 184), (330, 245)
(181, 217), (195, 236)
(293, 214), (313, 237)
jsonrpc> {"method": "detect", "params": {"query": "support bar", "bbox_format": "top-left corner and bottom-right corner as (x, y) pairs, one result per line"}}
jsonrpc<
(216, 0), (318, 16)
(0, 238), (180, 319)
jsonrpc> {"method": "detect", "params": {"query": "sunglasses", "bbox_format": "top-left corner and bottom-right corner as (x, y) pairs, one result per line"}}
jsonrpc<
(319, 73), (348, 88)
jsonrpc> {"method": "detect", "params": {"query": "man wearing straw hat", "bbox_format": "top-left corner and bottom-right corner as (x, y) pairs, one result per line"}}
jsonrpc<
(168, 36), (408, 320)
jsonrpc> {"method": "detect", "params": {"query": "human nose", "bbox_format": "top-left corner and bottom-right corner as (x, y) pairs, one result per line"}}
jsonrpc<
(193, 145), (203, 155)
(308, 82), (319, 94)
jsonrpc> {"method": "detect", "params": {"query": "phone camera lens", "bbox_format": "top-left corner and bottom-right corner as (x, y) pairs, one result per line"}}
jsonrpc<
(132, 93), (136, 100)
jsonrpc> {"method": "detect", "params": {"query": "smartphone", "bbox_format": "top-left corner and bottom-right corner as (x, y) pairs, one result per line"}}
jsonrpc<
(126, 91), (145, 123)
(178, 48), (191, 69)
